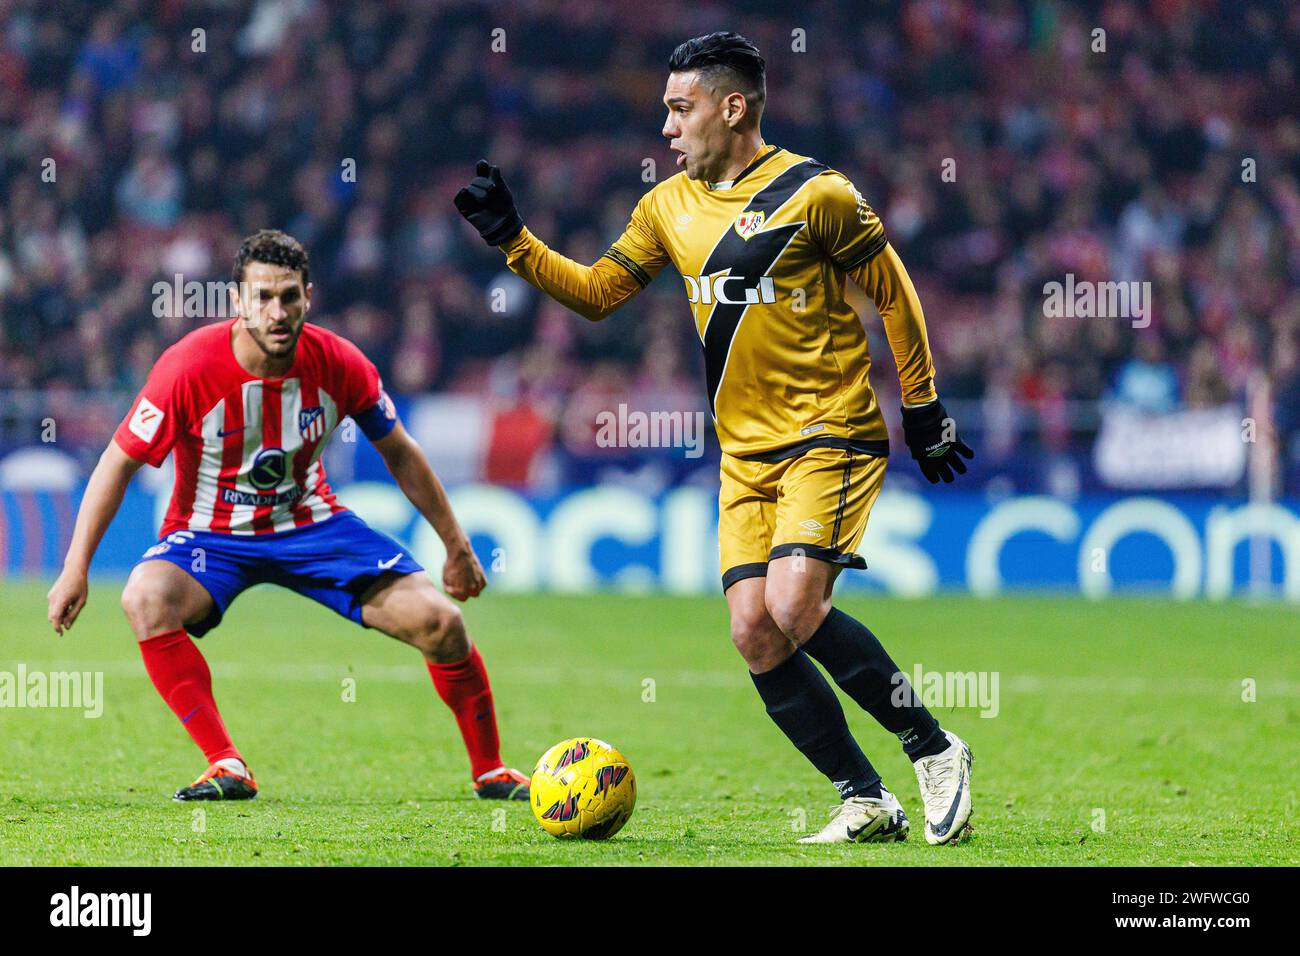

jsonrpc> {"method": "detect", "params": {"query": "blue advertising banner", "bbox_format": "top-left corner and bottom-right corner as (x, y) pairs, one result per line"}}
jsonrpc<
(3, 483), (1296, 601)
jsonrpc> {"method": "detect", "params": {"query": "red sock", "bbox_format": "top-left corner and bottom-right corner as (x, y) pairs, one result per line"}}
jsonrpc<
(426, 645), (502, 779)
(139, 628), (241, 765)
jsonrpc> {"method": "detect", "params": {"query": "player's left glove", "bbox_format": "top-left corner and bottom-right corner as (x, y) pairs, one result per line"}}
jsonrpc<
(900, 399), (974, 484)
(454, 160), (524, 246)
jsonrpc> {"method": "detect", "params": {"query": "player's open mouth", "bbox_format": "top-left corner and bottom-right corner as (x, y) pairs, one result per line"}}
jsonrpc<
(672, 147), (686, 167)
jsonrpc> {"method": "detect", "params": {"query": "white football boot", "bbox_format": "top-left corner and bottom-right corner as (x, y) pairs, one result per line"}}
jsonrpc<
(797, 788), (910, 844)
(913, 731), (974, 844)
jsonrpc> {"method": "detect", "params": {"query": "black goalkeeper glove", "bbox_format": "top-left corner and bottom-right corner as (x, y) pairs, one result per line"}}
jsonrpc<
(454, 160), (524, 247)
(900, 399), (975, 484)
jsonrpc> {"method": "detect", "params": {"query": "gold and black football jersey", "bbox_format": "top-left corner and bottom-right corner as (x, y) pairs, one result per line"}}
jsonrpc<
(501, 143), (938, 460)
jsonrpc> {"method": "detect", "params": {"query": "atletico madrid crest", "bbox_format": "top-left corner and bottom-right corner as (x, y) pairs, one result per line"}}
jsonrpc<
(299, 406), (325, 441)
(734, 210), (765, 239)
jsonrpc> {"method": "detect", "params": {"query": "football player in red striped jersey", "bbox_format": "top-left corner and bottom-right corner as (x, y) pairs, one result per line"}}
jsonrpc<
(47, 230), (530, 802)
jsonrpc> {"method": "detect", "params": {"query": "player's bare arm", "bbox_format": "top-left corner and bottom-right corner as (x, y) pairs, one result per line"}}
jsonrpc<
(371, 420), (486, 601)
(47, 440), (144, 635)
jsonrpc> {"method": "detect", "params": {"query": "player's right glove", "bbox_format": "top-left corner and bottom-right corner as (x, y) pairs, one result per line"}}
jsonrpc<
(454, 160), (524, 246)
(900, 399), (975, 484)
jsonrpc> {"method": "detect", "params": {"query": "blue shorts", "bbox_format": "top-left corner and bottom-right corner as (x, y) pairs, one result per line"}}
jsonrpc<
(137, 511), (425, 637)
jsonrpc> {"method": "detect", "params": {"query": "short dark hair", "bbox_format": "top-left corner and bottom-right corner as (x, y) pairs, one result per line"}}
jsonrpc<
(668, 32), (766, 115)
(232, 229), (310, 286)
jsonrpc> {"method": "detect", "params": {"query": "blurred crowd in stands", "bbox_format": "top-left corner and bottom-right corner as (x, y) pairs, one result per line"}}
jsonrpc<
(2, 0), (1299, 491)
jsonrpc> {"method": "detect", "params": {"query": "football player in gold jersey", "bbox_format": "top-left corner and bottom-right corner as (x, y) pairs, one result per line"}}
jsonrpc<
(457, 32), (975, 845)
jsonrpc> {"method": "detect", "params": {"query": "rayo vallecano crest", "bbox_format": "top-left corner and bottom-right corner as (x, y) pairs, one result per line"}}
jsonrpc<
(734, 210), (765, 239)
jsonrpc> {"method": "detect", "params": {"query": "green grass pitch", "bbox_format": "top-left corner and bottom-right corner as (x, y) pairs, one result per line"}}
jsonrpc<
(1, 581), (1296, 865)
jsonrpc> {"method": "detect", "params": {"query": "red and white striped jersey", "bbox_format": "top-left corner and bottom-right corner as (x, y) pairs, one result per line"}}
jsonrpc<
(114, 319), (394, 536)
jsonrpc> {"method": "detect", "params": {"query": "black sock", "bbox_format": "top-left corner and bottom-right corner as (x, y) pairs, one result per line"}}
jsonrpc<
(750, 649), (882, 799)
(802, 607), (948, 761)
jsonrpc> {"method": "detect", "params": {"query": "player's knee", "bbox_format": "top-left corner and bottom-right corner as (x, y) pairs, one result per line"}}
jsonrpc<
(729, 605), (787, 670)
(120, 582), (181, 638)
(414, 599), (468, 662)
(764, 590), (828, 644)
